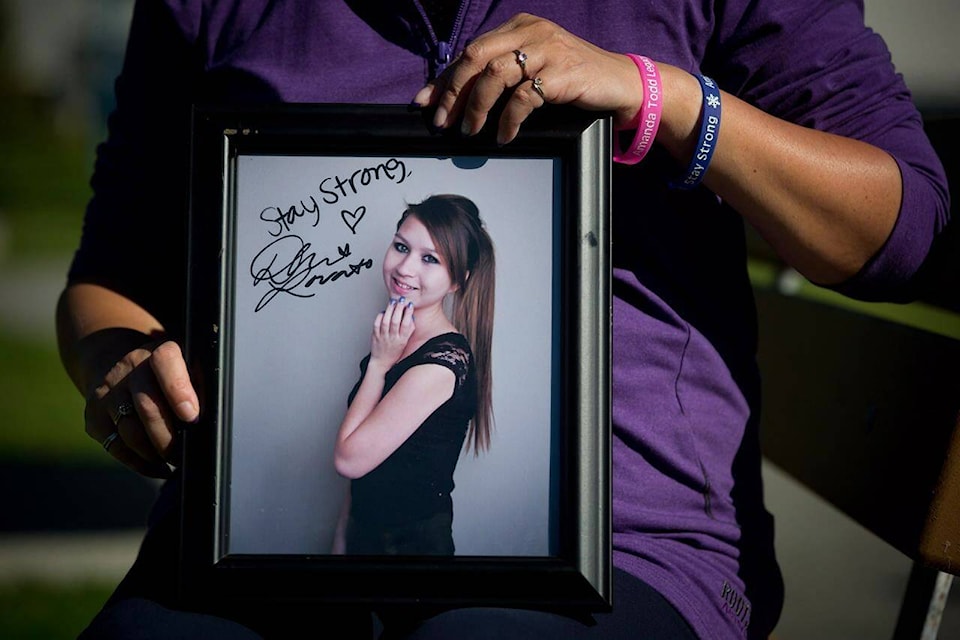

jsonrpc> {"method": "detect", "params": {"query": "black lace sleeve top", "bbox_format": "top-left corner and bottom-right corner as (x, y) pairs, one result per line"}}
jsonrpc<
(347, 332), (476, 527)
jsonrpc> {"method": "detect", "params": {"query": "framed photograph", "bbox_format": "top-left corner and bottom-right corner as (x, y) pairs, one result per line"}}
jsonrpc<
(180, 103), (611, 611)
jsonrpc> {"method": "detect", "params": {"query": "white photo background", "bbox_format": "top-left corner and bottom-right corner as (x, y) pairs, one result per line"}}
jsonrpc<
(227, 154), (557, 556)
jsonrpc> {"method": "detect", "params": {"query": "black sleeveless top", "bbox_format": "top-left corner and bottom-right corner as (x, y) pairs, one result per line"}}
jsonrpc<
(348, 332), (476, 527)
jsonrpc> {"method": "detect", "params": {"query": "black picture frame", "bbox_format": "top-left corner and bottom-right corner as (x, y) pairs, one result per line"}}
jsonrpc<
(180, 103), (611, 612)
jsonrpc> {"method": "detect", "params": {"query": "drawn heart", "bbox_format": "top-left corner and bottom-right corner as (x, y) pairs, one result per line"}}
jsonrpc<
(341, 206), (366, 234)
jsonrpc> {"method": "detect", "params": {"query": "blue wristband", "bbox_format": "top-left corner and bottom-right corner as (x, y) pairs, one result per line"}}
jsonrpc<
(670, 74), (722, 190)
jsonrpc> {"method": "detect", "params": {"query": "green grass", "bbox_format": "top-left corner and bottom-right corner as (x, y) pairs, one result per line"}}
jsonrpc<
(0, 581), (114, 640)
(748, 259), (960, 340)
(0, 53), (116, 640)
(0, 83), (97, 465)
(0, 332), (96, 464)
(0, 94), (93, 259)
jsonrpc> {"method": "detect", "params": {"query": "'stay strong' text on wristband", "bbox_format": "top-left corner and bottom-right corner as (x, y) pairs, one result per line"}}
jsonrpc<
(670, 74), (721, 190)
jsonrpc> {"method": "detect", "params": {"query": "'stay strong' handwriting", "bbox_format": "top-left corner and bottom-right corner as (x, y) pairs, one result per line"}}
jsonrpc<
(258, 158), (411, 236)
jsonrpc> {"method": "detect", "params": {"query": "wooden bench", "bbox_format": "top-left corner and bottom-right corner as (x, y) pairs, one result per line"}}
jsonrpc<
(753, 278), (960, 638)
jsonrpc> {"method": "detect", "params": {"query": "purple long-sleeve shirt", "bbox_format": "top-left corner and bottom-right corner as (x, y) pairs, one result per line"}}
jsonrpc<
(69, 1), (949, 637)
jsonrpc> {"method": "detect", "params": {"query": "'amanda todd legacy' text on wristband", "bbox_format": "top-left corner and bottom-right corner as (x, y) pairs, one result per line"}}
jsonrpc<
(613, 54), (662, 165)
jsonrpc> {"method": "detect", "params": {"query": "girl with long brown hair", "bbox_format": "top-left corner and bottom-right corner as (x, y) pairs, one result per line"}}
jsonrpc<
(333, 194), (496, 555)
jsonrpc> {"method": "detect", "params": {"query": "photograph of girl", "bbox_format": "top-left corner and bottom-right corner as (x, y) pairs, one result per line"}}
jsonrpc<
(332, 194), (496, 556)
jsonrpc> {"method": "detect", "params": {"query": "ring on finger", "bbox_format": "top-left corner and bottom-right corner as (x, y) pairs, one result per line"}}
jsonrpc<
(531, 76), (545, 99)
(110, 401), (135, 426)
(101, 431), (121, 452)
(513, 49), (528, 74)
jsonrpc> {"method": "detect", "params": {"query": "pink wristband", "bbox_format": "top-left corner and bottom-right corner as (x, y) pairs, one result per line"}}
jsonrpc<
(613, 54), (663, 165)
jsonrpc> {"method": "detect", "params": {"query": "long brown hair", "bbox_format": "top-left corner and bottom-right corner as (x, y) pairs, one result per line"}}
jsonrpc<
(400, 194), (495, 453)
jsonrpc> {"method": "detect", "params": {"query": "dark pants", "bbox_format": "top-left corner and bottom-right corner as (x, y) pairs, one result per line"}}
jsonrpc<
(390, 570), (700, 640)
(79, 479), (372, 640)
(80, 480), (698, 639)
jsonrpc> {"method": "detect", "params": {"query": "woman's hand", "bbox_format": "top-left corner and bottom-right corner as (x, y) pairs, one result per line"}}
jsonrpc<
(85, 339), (199, 479)
(412, 12), (644, 144)
(368, 298), (415, 371)
(58, 283), (200, 479)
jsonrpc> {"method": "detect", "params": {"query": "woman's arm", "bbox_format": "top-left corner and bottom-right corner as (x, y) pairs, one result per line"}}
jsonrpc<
(55, 1), (207, 478)
(334, 364), (456, 479)
(334, 299), (457, 479)
(658, 67), (902, 285)
(414, 12), (947, 290)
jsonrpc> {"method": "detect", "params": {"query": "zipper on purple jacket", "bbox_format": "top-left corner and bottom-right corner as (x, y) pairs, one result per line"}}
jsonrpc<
(413, 0), (469, 76)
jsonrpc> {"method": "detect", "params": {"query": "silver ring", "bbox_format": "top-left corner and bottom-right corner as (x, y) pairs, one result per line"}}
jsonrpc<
(513, 49), (528, 73)
(101, 432), (121, 452)
(111, 401), (134, 426)
(531, 76), (545, 99)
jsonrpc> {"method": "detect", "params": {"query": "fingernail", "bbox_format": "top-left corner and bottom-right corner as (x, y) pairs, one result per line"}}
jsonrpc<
(407, 301), (414, 308)
(399, 296), (405, 303)
(390, 298), (397, 305)
(433, 106), (448, 129)
(460, 120), (473, 137)
(177, 401), (199, 423)
(413, 86), (432, 106)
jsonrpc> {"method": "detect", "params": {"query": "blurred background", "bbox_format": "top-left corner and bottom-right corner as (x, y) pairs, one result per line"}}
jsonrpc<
(0, 0), (957, 638)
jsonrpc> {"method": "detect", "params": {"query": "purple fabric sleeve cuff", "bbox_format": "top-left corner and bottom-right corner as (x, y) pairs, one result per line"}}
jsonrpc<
(830, 153), (949, 301)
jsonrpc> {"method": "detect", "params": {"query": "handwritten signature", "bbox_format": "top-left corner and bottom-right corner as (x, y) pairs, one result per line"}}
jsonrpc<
(249, 235), (374, 312)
